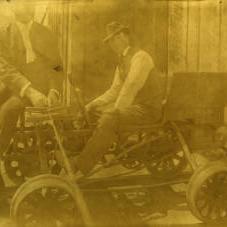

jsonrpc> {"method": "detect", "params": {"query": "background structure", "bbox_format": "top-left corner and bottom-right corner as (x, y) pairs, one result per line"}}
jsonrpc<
(1, 0), (227, 101)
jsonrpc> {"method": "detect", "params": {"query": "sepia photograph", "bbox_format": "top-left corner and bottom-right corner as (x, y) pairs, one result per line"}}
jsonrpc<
(0, 0), (227, 226)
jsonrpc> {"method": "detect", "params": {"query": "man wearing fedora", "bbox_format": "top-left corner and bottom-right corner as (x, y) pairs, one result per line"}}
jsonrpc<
(0, 0), (62, 186)
(73, 21), (164, 175)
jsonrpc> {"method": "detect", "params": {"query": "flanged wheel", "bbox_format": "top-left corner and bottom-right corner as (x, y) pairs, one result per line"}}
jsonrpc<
(4, 132), (39, 184)
(11, 174), (84, 227)
(3, 151), (40, 184)
(187, 161), (227, 223)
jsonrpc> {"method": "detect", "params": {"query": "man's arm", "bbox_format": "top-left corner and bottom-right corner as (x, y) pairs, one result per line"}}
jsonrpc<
(0, 56), (30, 96)
(114, 51), (154, 110)
(0, 57), (47, 106)
(0, 26), (32, 97)
(90, 67), (122, 107)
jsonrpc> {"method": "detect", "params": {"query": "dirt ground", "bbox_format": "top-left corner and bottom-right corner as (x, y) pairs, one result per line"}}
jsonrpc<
(0, 183), (218, 227)
(0, 154), (224, 227)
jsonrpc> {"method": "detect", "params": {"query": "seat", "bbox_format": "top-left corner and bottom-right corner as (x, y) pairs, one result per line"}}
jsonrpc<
(165, 72), (227, 124)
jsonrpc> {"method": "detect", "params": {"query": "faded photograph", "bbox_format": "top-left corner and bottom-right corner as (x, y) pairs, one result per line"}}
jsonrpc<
(0, 0), (227, 226)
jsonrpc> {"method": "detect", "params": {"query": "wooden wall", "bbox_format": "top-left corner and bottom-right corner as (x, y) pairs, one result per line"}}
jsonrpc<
(69, 0), (169, 101)
(69, 0), (227, 101)
(2, 0), (227, 102)
(168, 0), (227, 73)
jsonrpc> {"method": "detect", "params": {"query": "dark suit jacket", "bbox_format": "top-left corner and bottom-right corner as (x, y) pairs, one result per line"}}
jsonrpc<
(0, 21), (63, 95)
(0, 56), (30, 103)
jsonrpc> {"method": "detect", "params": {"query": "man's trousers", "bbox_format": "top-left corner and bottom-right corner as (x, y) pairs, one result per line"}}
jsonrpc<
(0, 94), (25, 158)
(75, 105), (161, 175)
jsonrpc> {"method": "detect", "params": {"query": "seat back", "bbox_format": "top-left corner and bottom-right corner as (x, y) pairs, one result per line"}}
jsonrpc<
(164, 72), (227, 124)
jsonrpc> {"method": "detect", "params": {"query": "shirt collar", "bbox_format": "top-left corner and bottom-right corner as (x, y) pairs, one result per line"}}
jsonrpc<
(122, 46), (130, 57)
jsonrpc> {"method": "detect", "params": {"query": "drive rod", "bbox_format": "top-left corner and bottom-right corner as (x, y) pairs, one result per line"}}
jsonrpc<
(48, 113), (94, 227)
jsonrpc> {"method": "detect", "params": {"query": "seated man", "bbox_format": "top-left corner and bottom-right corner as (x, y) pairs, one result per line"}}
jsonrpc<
(0, 56), (47, 186)
(0, 0), (62, 186)
(73, 21), (165, 175)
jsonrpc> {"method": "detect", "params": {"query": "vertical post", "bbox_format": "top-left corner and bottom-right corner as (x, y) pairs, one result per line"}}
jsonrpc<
(185, 0), (189, 72)
(218, 0), (223, 72)
(167, 0), (173, 95)
(48, 116), (94, 227)
(171, 122), (198, 171)
(197, 1), (201, 72)
(35, 125), (48, 174)
(167, 0), (170, 78)
(62, 0), (72, 106)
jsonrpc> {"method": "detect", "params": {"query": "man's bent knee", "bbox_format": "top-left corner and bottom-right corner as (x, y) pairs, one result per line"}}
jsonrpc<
(98, 110), (119, 130)
(0, 97), (24, 114)
(0, 96), (25, 124)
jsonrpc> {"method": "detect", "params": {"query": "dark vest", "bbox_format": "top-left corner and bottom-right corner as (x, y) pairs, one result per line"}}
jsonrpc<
(118, 47), (165, 111)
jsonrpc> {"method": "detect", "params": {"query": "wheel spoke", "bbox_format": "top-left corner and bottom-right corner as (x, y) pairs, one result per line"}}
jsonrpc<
(213, 172), (226, 185)
(48, 188), (63, 201)
(22, 218), (38, 227)
(197, 185), (209, 198)
(196, 199), (207, 209)
(56, 208), (78, 224)
(19, 200), (36, 214)
(219, 207), (227, 218)
(41, 187), (48, 198)
(210, 203), (219, 220)
(201, 202), (209, 217)
(206, 177), (214, 186)
(198, 188), (222, 220)
(26, 190), (44, 206)
(214, 203), (227, 220)
(215, 195), (227, 216)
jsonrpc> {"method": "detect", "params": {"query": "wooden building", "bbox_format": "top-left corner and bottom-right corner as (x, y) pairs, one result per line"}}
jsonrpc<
(1, 0), (227, 104)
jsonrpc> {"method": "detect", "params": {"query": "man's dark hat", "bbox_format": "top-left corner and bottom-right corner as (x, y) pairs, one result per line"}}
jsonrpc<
(103, 21), (129, 43)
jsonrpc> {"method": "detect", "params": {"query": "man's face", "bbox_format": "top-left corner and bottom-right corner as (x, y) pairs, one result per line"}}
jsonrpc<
(11, 0), (35, 23)
(108, 33), (124, 55)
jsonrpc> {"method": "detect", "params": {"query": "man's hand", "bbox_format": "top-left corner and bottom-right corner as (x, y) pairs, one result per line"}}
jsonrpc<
(85, 102), (96, 113)
(85, 100), (104, 114)
(24, 86), (48, 107)
(48, 89), (60, 106)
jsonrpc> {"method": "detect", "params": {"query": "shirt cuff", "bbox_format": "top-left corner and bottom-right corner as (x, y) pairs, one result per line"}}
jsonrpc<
(20, 82), (31, 97)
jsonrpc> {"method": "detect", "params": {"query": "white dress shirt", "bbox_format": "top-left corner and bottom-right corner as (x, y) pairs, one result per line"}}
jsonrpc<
(16, 21), (36, 97)
(93, 47), (154, 110)
(16, 21), (36, 64)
